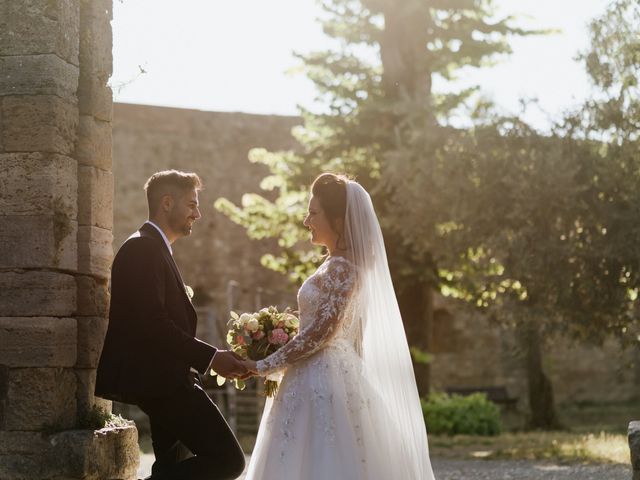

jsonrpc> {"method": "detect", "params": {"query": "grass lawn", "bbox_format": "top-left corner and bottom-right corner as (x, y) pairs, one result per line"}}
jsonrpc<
(429, 430), (629, 464)
(428, 400), (635, 465)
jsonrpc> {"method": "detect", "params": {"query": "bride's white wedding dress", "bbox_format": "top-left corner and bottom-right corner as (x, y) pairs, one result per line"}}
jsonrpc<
(245, 181), (435, 480)
(246, 256), (391, 479)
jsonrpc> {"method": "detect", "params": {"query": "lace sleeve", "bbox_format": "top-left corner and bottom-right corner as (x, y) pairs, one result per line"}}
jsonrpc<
(257, 258), (355, 376)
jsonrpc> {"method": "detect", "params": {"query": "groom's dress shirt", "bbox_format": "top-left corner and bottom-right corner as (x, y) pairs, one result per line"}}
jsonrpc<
(146, 220), (172, 255)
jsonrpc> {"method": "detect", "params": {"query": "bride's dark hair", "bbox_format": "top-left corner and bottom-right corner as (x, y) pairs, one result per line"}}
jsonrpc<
(311, 173), (351, 249)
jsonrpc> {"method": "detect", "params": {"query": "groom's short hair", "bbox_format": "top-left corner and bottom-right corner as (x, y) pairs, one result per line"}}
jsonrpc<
(144, 170), (202, 215)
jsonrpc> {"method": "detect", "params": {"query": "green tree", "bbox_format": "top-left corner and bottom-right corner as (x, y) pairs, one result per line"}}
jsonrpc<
(216, 0), (536, 396)
(383, 0), (640, 429)
(579, 0), (640, 142)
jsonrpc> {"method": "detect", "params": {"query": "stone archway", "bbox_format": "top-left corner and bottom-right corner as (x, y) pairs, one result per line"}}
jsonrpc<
(0, 1), (138, 478)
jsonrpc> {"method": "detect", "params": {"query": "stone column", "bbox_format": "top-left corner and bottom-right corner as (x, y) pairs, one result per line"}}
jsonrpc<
(75, 0), (115, 422)
(0, 1), (138, 478)
(630, 421), (640, 480)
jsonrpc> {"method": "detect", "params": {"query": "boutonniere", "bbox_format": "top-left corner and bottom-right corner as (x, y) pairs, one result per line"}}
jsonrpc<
(184, 284), (194, 300)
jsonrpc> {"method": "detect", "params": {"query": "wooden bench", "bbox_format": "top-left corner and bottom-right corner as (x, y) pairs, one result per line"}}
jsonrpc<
(445, 386), (519, 410)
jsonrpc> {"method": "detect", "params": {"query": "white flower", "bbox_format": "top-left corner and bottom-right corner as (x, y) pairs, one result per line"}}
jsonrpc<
(246, 318), (260, 332)
(184, 285), (194, 300)
(239, 313), (252, 326)
(284, 314), (298, 329)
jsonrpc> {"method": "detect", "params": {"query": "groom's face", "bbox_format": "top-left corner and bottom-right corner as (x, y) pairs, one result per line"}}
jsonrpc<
(168, 188), (201, 238)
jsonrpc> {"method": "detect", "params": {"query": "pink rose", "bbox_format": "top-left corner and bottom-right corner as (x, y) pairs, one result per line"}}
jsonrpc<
(269, 328), (289, 345)
(253, 331), (265, 340)
(236, 335), (245, 345)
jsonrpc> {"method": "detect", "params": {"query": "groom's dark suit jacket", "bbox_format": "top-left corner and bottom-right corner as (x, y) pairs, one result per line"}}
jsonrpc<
(95, 223), (216, 404)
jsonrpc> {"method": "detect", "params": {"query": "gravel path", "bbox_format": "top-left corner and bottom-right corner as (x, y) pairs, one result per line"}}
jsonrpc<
(139, 454), (631, 479)
(430, 459), (630, 480)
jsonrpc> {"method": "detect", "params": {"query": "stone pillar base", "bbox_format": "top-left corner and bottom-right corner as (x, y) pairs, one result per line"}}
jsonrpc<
(0, 425), (139, 480)
(629, 421), (640, 480)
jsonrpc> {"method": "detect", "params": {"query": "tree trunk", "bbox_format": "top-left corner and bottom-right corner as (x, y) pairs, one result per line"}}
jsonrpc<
(522, 323), (561, 429)
(371, 0), (436, 397)
(370, 0), (436, 130)
(376, 1), (432, 102)
(397, 278), (433, 397)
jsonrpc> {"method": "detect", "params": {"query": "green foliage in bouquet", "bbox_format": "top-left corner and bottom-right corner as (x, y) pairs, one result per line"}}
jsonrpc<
(421, 392), (501, 436)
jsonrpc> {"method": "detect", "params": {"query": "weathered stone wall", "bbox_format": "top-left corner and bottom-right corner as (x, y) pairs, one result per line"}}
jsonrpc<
(0, 1), (138, 478)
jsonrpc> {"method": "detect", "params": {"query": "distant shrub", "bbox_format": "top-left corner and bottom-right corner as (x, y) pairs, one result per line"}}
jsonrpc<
(422, 392), (502, 436)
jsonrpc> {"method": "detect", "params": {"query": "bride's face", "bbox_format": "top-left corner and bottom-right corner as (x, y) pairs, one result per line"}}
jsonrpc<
(303, 195), (337, 248)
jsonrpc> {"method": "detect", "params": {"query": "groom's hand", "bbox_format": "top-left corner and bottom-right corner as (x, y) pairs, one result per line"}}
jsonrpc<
(210, 350), (249, 379)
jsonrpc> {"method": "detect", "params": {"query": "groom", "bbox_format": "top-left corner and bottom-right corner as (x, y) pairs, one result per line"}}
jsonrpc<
(96, 170), (247, 480)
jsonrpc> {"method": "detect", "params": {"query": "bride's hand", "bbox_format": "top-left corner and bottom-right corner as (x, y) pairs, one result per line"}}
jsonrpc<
(242, 359), (258, 375)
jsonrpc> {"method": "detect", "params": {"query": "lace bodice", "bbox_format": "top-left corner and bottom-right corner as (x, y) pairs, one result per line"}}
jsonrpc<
(257, 256), (356, 375)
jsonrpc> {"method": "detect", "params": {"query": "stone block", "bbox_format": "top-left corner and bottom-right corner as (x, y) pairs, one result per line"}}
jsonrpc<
(0, 100), (3, 152)
(630, 421), (640, 479)
(77, 0), (113, 122)
(0, 317), (77, 367)
(52, 426), (139, 480)
(77, 225), (113, 278)
(75, 368), (112, 417)
(96, 396), (113, 416)
(0, 54), (79, 97)
(75, 115), (112, 169)
(0, 426), (139, 480)
(75, 368), (95, 414)
(78, 76), (113, 122)
(76, 317), (108, 368)
(0, 152), (77, 218)
(2, 367), (76, 431)
(0, 215), (77, 270)
(0, 431), (53, 479)
(0, 271), (76, 317)
(0, 0), (80, 64)
(1, 95), (78, 154)
(79, 0), (113, 76)
(76, 275), (110, 317)
(78, 165), (113, 229)
(0, 365), (7, 428)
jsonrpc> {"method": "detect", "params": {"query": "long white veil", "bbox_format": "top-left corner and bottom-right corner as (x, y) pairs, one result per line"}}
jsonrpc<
(345, 181), (435, 479)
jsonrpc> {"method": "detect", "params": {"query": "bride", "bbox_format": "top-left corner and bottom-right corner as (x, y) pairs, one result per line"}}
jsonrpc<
(242, 173), (436, 479)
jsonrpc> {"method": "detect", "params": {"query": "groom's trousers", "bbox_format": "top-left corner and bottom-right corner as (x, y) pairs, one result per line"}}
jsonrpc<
(137, 382), (245, 480)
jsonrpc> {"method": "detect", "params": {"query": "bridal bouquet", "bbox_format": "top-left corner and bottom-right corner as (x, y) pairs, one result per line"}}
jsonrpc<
(213, 306), (299, 397)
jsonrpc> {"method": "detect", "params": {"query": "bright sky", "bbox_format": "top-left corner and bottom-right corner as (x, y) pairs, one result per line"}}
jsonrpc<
(111, 0), (611, 130)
